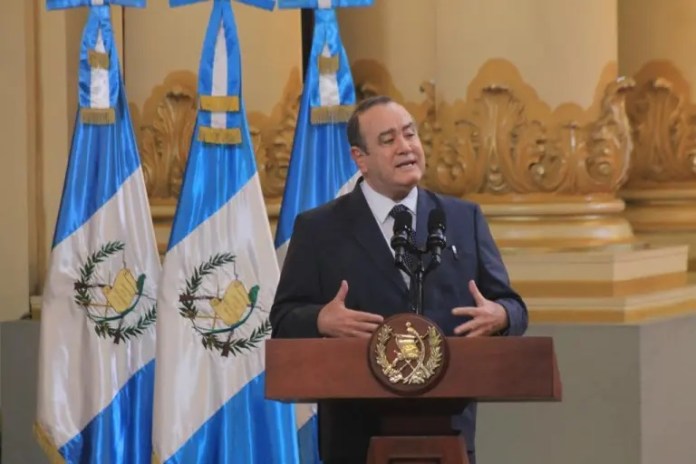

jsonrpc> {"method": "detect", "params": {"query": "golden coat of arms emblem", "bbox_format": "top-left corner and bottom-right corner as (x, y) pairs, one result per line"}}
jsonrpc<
(368, 314), (449, 395)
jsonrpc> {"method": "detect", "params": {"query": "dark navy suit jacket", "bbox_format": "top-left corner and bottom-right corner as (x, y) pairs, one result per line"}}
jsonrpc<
(271, 182), (528, 462)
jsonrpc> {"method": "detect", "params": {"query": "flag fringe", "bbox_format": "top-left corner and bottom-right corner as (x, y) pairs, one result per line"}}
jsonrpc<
(81, 107), (116, 125)
(310, 104), (355, 124)
(318, 55), (339, 74)
(88, 49), (109, 69)
(198, 126), (242, 145)
(151, 451), (162, 464)
(33, 423), (66, 464)
(199, 95), (240, 112)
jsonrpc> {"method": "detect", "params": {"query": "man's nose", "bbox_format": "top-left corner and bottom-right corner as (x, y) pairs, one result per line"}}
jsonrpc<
(395, 135), (411, 153)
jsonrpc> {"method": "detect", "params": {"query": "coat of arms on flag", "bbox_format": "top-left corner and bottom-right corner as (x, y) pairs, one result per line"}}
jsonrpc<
(36, 2), (159, 464)
(151, 1), (298, 463)
(177, 252), (270, 357)
(73, 241), (156, 344)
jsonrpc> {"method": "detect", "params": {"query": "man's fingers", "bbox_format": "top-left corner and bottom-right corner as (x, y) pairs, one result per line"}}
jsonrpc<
(453, 320), (477, 336)
(351, 310), (384, 324)
(334, 280), (349, 303)
(464, 327), (487, 337)
(468, 280), (486, 306)
(452, 306), (478, 317)
(353, 321), (381, 334)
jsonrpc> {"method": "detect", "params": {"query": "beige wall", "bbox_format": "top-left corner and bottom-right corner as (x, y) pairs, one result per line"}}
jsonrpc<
(0, 1), (33, 319)
(619, 0), (696, 86)
(340, 0), (617, 110)
(339, 1), (436, 103)
(436, 0), (617, 109)
(124, 3), (301, 116)
(1, 5), (123, 319)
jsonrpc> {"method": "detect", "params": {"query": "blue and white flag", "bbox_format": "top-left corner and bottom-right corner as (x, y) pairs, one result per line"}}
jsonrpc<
(277, 0), (372, 8)
(47, 0), (146, 9)
(275, 8), (362, 263)
(36, 4), (159, 464)
(151, 1), (298, 463)
(274, 7), (369, 463)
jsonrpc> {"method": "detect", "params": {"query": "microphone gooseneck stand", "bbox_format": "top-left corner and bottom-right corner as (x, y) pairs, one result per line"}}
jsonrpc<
(391, 208), (447, 315)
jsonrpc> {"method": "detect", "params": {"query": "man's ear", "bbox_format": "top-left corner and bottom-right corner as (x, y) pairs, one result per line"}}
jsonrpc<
(351, 146), (368, 174)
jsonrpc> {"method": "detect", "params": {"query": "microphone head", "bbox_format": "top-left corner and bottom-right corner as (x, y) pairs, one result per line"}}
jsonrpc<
(392, 210), (412, 234)
(427, 208), (446, 233)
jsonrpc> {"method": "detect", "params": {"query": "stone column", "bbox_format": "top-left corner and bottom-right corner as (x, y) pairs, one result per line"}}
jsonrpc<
(0, 3), (91, 318)
(429, 0), (633, 250)
(619, 0), (696, 269)
(0, 0), (33, 319)
(339, 0), (435, 105)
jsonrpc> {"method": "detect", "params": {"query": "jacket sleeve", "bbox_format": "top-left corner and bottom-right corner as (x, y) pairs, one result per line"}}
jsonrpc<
(270, 213), (325, 338)
(473, 204), (528, 336)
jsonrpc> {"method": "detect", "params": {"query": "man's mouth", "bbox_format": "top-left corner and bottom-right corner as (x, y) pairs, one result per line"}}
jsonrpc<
(396, 160), (417, 169)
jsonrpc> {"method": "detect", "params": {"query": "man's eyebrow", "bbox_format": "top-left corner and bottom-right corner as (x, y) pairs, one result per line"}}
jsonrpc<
(377, 128), (397, 139)
(378, 123), (416, 139)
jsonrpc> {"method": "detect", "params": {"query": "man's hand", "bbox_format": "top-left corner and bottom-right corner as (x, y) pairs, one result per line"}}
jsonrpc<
(317, 280), (384, 338)
(452, 280), (508, 337)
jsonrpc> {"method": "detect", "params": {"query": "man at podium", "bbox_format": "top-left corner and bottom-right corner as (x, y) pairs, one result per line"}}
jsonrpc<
(271, 96), (528, 464)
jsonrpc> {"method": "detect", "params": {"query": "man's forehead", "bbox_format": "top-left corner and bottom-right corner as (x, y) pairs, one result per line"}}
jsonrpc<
(360, 103), (414, 132)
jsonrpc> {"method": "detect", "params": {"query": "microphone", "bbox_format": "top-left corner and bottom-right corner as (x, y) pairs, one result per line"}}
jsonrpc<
(427, 208), (447, 263)
(390, 210), (413, 263)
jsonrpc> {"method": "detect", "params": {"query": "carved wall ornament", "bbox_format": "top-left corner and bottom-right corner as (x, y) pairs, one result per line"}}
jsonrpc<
(350, 59), (633, 198)
(620, 61), (696, 240)
(135, 60), (637, 250)
(249, 70), (302, 205)
(139, 83), (197, 200)
(136, 70), (302, 206)
(350, 59), (636, 249)
(424, 77), (635, 197)
(625, 76), (696, 186)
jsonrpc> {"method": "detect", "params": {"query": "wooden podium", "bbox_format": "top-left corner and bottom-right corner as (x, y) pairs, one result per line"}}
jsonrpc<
(266, 336), (561, 464)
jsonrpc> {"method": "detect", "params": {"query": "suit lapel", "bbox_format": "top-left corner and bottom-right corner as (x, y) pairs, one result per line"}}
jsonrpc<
(343, 182), (408, 294)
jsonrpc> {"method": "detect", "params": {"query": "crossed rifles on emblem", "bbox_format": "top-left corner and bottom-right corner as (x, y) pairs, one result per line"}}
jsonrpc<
(384, 322), (436, 384)
(74, 267), (146, 318)
(178, 280), (253, 329)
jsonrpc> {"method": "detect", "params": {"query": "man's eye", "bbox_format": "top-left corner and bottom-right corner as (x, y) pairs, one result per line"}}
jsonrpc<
(381, 138), (395, 145)
(404, 131), (416, 138)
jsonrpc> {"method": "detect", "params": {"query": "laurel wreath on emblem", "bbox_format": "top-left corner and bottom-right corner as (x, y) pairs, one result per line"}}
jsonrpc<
(178, 252), (271, 357)
(73, 241), (156, 344)
(375, 322), (443, 384)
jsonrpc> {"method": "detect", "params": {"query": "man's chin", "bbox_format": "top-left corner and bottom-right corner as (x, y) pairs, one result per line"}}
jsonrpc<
(399, 173), (423, 188)
(394, 179), (421, 196)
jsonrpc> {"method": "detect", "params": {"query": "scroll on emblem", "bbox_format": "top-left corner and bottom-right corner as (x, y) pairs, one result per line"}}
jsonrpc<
(368, 313), (450, 395)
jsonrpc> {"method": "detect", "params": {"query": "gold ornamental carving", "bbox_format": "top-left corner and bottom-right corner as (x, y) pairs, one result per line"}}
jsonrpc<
(249, 69), (303, 205)
(135, 70), (303, 252)
(368, 314), (448, 395)
(352, 59), (634, 198)
(137, 71), (302, 205)
(375, 323), (442, 384)
(621, 61), (696, 242)
(139, 82), (197, 200)
(423, 77), (634, 198)
(625, 75), (696, 187)
(136, 60), (638, 250)
(353, 59), (636, 249)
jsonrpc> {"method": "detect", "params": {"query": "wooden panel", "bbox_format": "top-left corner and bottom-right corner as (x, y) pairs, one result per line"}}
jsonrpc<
(265, 336), (561, 402)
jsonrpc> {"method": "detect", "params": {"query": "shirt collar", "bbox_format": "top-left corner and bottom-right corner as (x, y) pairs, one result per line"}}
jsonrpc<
(360, 180), (418, 225)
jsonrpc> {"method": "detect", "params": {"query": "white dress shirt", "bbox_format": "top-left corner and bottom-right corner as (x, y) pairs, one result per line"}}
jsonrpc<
(360, 180), (418, 270)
